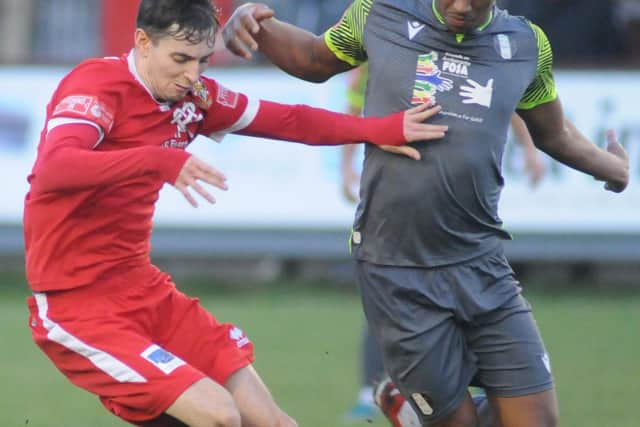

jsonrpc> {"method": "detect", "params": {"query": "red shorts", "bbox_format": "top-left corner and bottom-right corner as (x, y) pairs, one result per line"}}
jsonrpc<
(26, 265), (255, 425)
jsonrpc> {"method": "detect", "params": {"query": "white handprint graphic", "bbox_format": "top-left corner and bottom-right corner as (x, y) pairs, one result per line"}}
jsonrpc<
(459, 78), (494, 108)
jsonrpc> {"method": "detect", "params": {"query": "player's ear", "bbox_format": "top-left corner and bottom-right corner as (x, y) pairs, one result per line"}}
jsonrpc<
(134, 29), (153, 57)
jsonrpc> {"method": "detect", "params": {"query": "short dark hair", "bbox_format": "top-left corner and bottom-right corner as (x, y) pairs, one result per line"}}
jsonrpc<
(136, 0), (219, 47)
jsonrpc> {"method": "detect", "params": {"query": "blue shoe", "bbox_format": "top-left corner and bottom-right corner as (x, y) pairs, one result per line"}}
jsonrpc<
(342, 401), (380, 424)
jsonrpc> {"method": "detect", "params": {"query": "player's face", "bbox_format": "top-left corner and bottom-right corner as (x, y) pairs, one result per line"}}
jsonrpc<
(435, 0), (495, 33)
(136, 29), (215, 102)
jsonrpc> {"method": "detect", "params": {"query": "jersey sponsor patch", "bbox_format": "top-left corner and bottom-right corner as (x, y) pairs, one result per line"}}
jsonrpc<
(140, 344), (186, 375)
(229, 326), (250, 348)
(53, 95), (115, 132)
(411, 392), (434, 416)
(412, 52), (453, 105)
(216, 85), (239, 109)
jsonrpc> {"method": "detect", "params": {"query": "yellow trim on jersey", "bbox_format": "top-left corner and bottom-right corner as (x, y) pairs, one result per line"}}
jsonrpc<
(518, 22), (558, 110)
(323, 0), (373, 66)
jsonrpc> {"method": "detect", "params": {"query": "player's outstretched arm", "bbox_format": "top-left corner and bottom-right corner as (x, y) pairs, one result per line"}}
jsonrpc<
(519, 99), (629, 193)
(31, 124), (191, 193)
(236, 101), (447, 149)
(223, 3), (350, 82)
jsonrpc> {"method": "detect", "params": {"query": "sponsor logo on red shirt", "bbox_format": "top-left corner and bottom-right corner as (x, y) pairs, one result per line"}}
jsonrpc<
(54, 95), (115, 132)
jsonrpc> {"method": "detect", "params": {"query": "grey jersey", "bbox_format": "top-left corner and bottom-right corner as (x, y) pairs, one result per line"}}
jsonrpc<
(325, 0), (556, 267)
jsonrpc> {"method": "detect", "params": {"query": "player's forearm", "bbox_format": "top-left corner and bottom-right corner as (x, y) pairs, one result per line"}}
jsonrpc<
(238, 100), (405, 147)
(32, 127), (189, 193)
(537, 121), (626, 183)
(257, 19), (348, 82)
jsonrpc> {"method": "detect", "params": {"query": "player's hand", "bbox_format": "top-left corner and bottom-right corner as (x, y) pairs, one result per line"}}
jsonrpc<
(603, 129), (629, 193)
(173, 156), (228, 207)
(523, 146), (545, 187)
(388, 103), (447, 160)
(222, 3), (275, 60)
(378, 145), (423, 161)
(403, 103), (447, 143)
(341, 162), (360, 203)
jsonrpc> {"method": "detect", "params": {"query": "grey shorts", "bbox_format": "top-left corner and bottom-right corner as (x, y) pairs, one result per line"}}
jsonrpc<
(355, 249), (554, 423)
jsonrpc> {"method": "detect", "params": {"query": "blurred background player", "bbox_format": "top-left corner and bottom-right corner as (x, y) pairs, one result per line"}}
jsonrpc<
(340, 63), (546, 424)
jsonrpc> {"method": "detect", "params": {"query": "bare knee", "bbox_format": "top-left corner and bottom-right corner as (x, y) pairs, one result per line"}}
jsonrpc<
(185, 399), (241, 427)
(490, 389), (559, 427)
(265, 410), (298, 427)
(166, 378), (242, 427)
(430, 394), (478, 427)
(540, 403), (558, 427)
(207, 404), (242, 427)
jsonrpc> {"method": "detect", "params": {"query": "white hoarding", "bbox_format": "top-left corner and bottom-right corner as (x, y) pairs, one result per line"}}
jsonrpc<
(0, 68), (637, 232)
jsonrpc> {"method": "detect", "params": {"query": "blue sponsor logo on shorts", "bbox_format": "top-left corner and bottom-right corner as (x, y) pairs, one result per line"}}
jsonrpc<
(141, 344), (186, 374)
(148, 348), (175, 364)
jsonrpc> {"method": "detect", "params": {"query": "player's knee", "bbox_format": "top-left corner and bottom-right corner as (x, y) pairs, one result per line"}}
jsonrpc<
(203, 404), (241, 427)
(266, 410), (298, 427)
(540, 404), (559, 427)
(432, 397), (478, 427)
(191, 400), (241, 427)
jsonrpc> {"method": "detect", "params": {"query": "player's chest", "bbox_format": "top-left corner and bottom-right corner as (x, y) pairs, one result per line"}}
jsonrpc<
(107, 99), (206, 149)
(363, 11), (535, 121)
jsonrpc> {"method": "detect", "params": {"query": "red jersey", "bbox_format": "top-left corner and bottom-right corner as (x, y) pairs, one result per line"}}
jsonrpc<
(24, 51), (408, 292)
(24, 52), (258, 291)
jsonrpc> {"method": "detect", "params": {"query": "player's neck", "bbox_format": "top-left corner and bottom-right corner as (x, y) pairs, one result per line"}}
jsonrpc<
(133, 50), (168, 103)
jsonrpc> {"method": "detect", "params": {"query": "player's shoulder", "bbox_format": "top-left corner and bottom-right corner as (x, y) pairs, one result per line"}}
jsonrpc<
(491, 7), (544, 55)
(61, 55), (132, 91)
(492, 7), (538, 38)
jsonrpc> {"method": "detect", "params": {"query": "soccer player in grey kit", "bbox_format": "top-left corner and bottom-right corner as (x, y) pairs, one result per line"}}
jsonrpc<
(223, 1), (629, 426)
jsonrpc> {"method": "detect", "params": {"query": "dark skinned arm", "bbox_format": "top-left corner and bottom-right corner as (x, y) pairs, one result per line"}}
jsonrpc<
(222, 3), (352, 82)
(518, 98), (629, 192)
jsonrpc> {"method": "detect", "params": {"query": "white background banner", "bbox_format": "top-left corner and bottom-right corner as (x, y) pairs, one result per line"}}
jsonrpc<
(0, 68), (637, 232)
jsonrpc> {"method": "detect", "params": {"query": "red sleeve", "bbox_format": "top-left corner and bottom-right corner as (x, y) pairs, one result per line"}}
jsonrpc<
(197, 77), (254, 141)
(30, 124), (191, 194)
(48, 61), (122, 140)
(236, 100), (406, 146)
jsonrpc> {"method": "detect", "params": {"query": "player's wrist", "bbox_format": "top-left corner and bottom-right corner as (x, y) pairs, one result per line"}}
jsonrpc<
(363, 112), (404, 146)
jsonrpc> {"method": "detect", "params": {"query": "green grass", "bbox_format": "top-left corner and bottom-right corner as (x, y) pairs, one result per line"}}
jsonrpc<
(1, 277), (638, 427)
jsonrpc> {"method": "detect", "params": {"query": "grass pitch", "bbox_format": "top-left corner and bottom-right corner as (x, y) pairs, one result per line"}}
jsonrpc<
(1, 275), (638, 427)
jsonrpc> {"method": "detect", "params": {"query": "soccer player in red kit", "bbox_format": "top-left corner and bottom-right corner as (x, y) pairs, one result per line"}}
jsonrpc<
(23, 1), (448, 426)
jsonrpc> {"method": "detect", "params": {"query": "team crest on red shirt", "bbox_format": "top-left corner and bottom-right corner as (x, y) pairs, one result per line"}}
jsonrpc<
(191, 80), (212, 109)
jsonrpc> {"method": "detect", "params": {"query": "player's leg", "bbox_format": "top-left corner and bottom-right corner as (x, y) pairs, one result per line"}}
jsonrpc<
(225, 364), (298, 427)
(156, 286), (296, 427)
(466, 258), (558, 427)
(27, 286), (215, 427)
(164, 377), (241, 427)
(374, 378), (486, 427)
(354, 261), (480, 427)
(344, 322), (385, 422)
(488, 389), (558, 427)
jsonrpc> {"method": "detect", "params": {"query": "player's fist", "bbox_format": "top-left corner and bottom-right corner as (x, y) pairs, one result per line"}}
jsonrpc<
(603, 129), (629, 193)
(223, 3), (275, 59)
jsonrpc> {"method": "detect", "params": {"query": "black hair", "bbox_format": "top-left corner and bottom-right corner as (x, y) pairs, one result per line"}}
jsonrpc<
(136, 0), (219, 47)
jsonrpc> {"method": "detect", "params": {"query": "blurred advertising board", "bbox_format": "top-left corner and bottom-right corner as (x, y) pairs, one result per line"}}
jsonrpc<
(0, 67), (637, 233)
